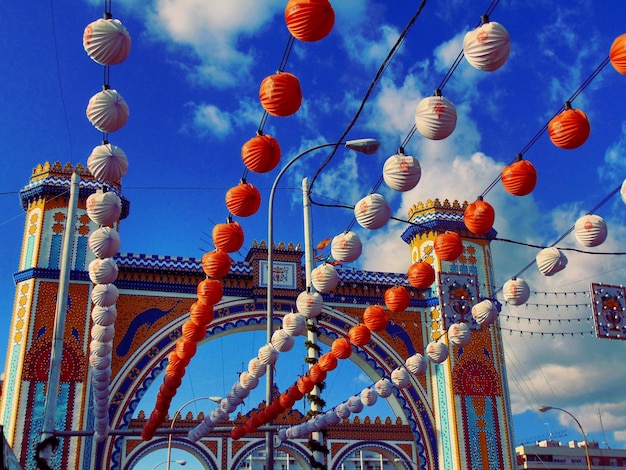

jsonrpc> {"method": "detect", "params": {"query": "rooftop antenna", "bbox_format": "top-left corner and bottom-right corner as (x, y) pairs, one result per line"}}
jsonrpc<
(598, 407), (609, 449)
(544, 422), (553, 439)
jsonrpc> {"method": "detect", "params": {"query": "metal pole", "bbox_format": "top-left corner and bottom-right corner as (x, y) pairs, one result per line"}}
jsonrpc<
(42, 172), (81, 439)
(539, 406), (592, 470)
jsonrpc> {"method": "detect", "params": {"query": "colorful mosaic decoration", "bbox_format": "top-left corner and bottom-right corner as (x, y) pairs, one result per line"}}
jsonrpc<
(439, 272), (480, 328)
(591, 283), (626, 340)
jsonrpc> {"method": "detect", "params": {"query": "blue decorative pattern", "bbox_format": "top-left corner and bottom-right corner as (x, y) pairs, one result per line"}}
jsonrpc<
(436, 364), (453, 470)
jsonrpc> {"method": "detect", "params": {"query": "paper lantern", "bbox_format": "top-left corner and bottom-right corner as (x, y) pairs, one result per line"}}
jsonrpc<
(405, 353), (427, 375)
(471, 299), (499, 326)
(374, 378), (393, 398)
(230, 426), (246, 441)
(168, 350), (191, 369)
(212, 220), (244, 253)
(360, 388), (377, 406)
(363, 305), (388, 332)
(331, 337), (352, 359)
(348, 324), (371, 347)
(201, 250), (232, 279)
(318, 352), (338, 371)
(288, 384), (305, 401)
(209, 407), (228, 425)
(258, 343), (279, 365)
(91, 283), (119, 307)
(610, 33), (626, 75)
(464, 198), (495, 235)
(259, 72), (302, 117)
(232, 381), (250, 400)
(448, 322), (471, 346)
(426, 341), (449, 364)
(87, 143), (128, 183)
(502, 277), (530, 305)
(434, 231), (464, 261)
(165, 363), (185, 381)
(384, 286), (411, 312)
(83, 18), (131, 65)
(90, 340), (112, 357)
(331, 231), (362, 263)
(501, 157), (537, 196)
(335, 403), (350, 419)
(86, 88), (129, 133)
(239, 372), (259, 390)
(463, 18), (510, 72)
(383, 152), (421, 192)
(189, 301), (214, 326)
(296, 290), (324, 318)
(621, 179), (626, 204)
(548, 102), (591, 149)
(391, 367), (410, 388)
(247, 357), (266, 378)
(311, 263), (339, 293)
(91, 305), (117, 326)
(282, 312), (307, 336)
(86, 190), (122, 226)
(297, 375), (315, 394)
(347, 395), (364, 413)
(88, 227), (121, 258)
(221, 398), (238, 414)
(354, 193), (392, 230)
(175, 338), (197, 360)
(241, 133), (281, 173)
(415, 93), (457, 140)
(196, 279), (223, 306)
(182, 320), (206, 342)
(285, 0), (335, 42)
(88, 258), (118, 285)
(407, 261), (435, 289)
(225, 182), (261, 217)
(574, 214), (607, 247)
(271, 329), (295, 352)
(325, 409), (342, 426)
(308, 364), (327, 384)
(536, 247), (568, 276)
(280, 392), (295, 410)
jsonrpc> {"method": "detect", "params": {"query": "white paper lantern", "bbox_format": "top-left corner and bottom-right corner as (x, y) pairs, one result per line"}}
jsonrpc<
(86, 190), (122, 226)
(335, 403), (351, 419)
(621, 179), (626, 204)
(91, 366), (111, 382)
(502, 278), (530, 306)
(448, 322), (471, 346)
(220, 398), (238, 413)
(331, 231), (362, 263)
(83, 18), (131, 66)
(347, 395), (364, 413)
(360, 388), (378, 406)
(426, 341), (449, 364)
(232, 381), (250, 399)
(209, 407), (228, 424)
(91, 283), (119, 307)
(405, 353), (427, 375)
(86, 88), (129, 133)
(281, 312), (307, 336)
(258, 343), (279, 365)
(374, 378), (393, 398)
(311, 263), (339, 293)
(247, 357), (267, 378)
(574, 214), (608, 247)
(463, 19), (511, 72)
(91, 305), (117, 326)
(354, 193), (392, 230)
(90, 340), (112, 357)
(383, 152), (421, 192)
(87, 143), (129, 183)
(325, 409), (342, 425)
(277, 428), (288, 442)
(471, 299), (499, 326)
(415, 93), (457, 140)
(88, 227), (121, 258)
(536, 247), (568, 276)
(271, 329), (295, 352)
(296, 290), (324, 318)
(306, 418), (320, 433)
(88, 258), (119, 285)
(91, 324), (115, 343)
(89, 353), (111, 370)
(391, 367), (410, 388)
(92, 377), (110, 392)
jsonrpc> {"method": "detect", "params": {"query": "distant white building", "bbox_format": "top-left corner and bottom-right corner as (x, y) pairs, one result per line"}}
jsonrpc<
(516, 440), (626, 469)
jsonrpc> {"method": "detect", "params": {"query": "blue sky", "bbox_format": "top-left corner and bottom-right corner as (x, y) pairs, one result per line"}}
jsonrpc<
(1, 0), (626, 467)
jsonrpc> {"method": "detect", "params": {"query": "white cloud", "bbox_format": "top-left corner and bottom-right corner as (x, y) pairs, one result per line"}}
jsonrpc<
(186, 103), (232, 138)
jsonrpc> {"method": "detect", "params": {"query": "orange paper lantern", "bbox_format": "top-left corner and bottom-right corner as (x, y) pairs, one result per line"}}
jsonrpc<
(168, 350), (191, 369)
(610, 33), (626, 76)
(201, 250), (232, 279)
(363, 305), (389, 332)
(434, 231), (464, 261)
(230, 426), (246, 440)
(225, 182), (261, 217)
(175, 337), (197, 360)
(407, 262), (435, 289)
(288, 384), (305, 401)
(331, 337), (352, 359)
(318, 352), (338, 371)
(348, 324), (371, 347)
(463, 198), (495, 235)
(309, 364), (327, 384)
(501, 157), (537, 196)
(285, 0), (335, 42)
(196, 279), (223, 306)
(384, 286), (411, 312)
(297, 375), (315, 394)
(182, 320), (206, 342)
(212, 220), (244, 253)
(280, 392), (296, 409)
(259, 72), (302, 117)
(241, 133), (281, 173)
(548, 102), (591, 149)
(189, 301), (214, 326)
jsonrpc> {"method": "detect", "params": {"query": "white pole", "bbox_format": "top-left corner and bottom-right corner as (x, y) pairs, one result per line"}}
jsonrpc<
(42, 172), (81, 439)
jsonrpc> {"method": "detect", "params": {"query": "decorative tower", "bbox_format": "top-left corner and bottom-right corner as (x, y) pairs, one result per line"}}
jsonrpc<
(401, 198), (516, 470)
(0, 162), (128, 468)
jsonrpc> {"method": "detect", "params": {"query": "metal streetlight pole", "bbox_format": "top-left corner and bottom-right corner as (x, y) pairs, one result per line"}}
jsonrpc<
(265, 138), (380, 469)
(153, 459), (186, 470)
(538, 405), (592, 470)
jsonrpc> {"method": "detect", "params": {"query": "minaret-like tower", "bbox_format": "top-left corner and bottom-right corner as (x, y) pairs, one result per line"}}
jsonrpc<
(0, 162), (128, 468)
(401, 198), (516, 470)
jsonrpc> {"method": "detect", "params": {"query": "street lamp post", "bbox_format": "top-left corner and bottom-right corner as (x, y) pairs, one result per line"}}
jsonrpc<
(153, 460), (186, 470)
(538, 405), (592, 470)
(265, 138), (381, 469)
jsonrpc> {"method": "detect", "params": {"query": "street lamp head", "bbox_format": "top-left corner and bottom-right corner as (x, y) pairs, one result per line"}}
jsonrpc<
(176, 461), (187, 466)
(345, 138), (381, 154)
(538, 406), (552, 413)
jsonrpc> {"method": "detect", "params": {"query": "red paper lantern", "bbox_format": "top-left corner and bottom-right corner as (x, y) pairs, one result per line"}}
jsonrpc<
(297, 375), (315, 394)
(196, 279), (223, 306)
(501, 157), (537, 196)
(548, 102), (590, 149)
(182, 320), (206, 342)
(212, 220), (244, 253)
(309, 364), (327, 384)
(318, 352), (338, 371)
(363, 305), (388, 332)
(175, 337), (197, 360)
(259, 72), (302, 117)
(288, 384), (305, 401)
(331, 337), (352, 359)
(463, 198), (495, 235)
(407, 262), (435, 289)
(610, 33), (626, 75)
(285, 0), (335, 42)
(384, 286), (411, 312)
(226, 182), (261, 217)
(189, 301), (214, 326)
(280, 392), (296, 409)
(230, 426), (246, 440)
(242, 133), (281, 173)
(163, 375), (183, 391)
(165, 363), (185, 381)
(348, 324), (371, 347)
(168, 350), (191, 369)
(201, 250), (232, 279)
(434, 231), (464, 261)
